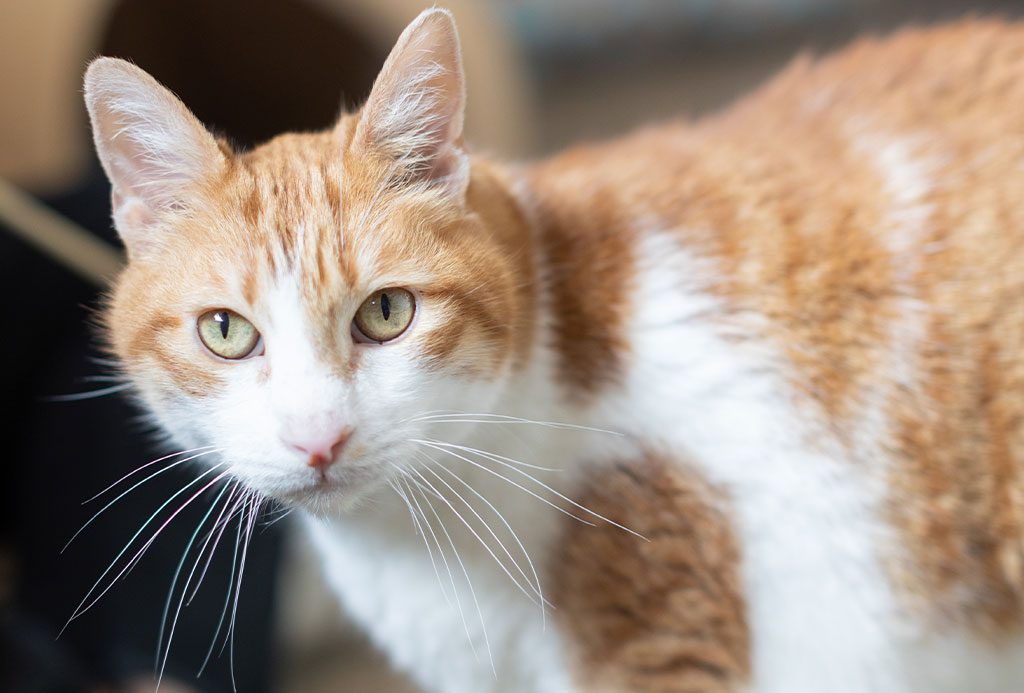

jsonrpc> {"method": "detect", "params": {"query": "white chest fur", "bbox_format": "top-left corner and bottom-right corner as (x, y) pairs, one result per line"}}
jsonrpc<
(302, 420), (584, 693)
(303, 493), (575, 692)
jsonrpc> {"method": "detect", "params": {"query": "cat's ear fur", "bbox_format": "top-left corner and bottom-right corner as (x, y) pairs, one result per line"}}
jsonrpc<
(84, 58), (227, 258)
(352, 8), (468, 201)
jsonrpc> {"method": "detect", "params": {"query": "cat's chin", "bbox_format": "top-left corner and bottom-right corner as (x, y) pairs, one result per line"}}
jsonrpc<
(269, 467), (384, 516)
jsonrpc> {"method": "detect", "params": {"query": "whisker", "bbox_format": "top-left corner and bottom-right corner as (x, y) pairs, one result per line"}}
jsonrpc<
(428, 459), (549, 627)
(411, 461), (547, 609)
(260, 506), (294, 528)
(83, 444), (218, 503)
(84, 446), (218, 504)
(155, 481), (235, 687)
(63, 448), (220, 553)
(222, 493), (255, 662)
(95, 470), (232, 610)
(228, 492), (261, 692)
(42, 382), (132, 402)
(198, 491), (248, 677)
(78, 374), (130, 383)
(420, 439), (648, 541)
(398, 475), (478, 664)
(389, 478), (452, 605)
(402, 472), (496, 677)
(63, 463), (229, 630)
(187, 485), (249, 607)
(420, 438), (557, 473)
(410, 411), (624, 437)
(412, 440), (595, 529)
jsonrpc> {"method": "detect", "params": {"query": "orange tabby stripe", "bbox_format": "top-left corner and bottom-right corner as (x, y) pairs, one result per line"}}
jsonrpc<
(552, 452), (748, 692)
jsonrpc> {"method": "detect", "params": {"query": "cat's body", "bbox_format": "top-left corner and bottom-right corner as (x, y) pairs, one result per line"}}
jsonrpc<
(84, 12), (1024, 693)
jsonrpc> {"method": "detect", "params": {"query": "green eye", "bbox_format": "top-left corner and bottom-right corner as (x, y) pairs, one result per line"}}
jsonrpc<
(197, 310), (260, 359)
(354, 288), (416, 343)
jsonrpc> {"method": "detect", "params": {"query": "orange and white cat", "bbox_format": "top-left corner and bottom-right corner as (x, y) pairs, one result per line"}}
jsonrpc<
(83, 8), (1024, 692)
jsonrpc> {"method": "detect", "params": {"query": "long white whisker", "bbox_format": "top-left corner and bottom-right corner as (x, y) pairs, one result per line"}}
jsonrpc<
(77, 374), (130, 383)
(260, 505), (294, 528)
(399, 475), (478, 664)
(421, 438), (557, 472)
(43, 382), (132, 402)
(402, 472), (495, 677)
(411, 461), (546, 609)
(63, 448), (220, 553)
(421, 439), (648, 541)
(198, 491), (247, 677)
(187, 485), (249, 606)
(410, 412), (623, 437)
(155, 480), (234, 688)
(389, 478), (451, 605)
(228, 492), (261, 692)
(412, 440), (595, 529)
(83, 446), (218, 504)
(428, 459), (549, 628)
(63, 463), (229, 630)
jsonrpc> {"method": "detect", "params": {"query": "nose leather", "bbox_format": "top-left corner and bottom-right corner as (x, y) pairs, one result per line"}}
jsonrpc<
(281, 427), (352, 469)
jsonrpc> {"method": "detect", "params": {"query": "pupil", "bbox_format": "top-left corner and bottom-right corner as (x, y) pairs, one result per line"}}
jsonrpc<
(380, 292), (391, 321)
(218, 312), (230, 339)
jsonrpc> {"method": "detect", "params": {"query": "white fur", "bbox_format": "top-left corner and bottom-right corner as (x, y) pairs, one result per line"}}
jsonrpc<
(615, 232), (909, 691)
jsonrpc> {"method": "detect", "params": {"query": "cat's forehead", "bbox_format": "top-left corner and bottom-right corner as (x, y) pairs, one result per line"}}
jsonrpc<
(218, 128), (419, 295)
(187, 128), (459, 331)
(233, 131), (346, 241)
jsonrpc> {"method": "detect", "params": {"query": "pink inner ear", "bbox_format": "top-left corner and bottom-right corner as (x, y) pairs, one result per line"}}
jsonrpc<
(352, 10), (467, 195)
(85, 58), (230, 257)
(424, 141), (462, 181)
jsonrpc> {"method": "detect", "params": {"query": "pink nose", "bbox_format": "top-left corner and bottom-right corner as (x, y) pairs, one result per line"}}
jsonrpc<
(282, 427), (353, 469)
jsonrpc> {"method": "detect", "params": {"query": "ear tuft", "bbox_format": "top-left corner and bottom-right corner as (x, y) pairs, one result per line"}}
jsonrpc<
(84, 58), (227, 258)
(353, 9), (468, 200)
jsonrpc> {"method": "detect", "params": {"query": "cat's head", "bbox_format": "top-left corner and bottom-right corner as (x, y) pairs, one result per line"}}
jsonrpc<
(84, 9), (531, 512)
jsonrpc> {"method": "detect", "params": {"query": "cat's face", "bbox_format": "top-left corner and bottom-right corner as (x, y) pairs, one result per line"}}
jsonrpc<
(86, 10), (525, 512)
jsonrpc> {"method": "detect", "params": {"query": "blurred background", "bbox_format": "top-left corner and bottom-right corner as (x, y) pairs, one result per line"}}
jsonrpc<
(2, 0), (1022, 691)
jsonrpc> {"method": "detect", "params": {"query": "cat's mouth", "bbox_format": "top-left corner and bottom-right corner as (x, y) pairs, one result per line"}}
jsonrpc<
(275, 464), (379, 505)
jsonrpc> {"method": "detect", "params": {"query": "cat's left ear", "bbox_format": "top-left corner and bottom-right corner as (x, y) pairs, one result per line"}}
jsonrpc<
(84, 58), (228, 259)
(352, 8), (468, 201)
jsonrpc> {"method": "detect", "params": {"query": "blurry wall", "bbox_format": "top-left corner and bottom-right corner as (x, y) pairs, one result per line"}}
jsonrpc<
(1, 0), (109, 193)
(0, 0), (535, 194)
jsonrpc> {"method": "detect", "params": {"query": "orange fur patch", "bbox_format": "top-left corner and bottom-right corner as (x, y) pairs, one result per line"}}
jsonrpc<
(552, 452), (748, 692)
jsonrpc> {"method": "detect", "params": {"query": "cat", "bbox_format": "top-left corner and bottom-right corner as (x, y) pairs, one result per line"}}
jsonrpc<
(82, 8), (1024, 692)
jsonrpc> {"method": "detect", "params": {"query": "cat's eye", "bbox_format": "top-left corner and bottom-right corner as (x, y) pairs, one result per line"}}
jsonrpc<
(197, 310), (261, 360)
(353, 288), (416, 343)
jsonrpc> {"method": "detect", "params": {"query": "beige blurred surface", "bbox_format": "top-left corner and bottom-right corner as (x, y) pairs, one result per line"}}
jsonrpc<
(0, 0), (535, 194)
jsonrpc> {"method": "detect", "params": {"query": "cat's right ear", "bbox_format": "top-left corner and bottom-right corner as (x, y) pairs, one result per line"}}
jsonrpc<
(351, 9), (468, 201)
(84, 58), (227, 259)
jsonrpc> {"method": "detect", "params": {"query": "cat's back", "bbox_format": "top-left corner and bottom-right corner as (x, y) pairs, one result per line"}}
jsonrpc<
(524, 17), (1024, 433)
(531, 19), (1024, 188)
(527, 19), (1024, 247)
(522, 19), (1024, 689)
